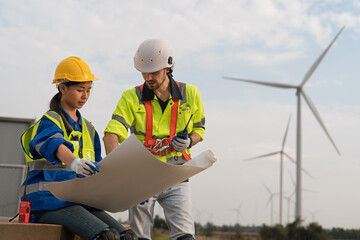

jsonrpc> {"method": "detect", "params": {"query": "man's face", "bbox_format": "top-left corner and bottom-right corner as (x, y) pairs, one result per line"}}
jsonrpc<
(142, 69), (168, 90)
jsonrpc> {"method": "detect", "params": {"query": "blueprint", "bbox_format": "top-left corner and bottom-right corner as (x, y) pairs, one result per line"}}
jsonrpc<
(46, 134), (216, 212)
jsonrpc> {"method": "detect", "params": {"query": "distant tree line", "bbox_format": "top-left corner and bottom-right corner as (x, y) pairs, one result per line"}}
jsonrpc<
(259, 220), (360, 240)
(259, 219), (327, 240)
(328, 227), (360, 239)
(140, 215), (360, 239)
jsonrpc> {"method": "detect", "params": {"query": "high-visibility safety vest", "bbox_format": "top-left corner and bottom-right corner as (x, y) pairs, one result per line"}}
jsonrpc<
(20, 111), (96, 196)
(105, 80), (206, 164)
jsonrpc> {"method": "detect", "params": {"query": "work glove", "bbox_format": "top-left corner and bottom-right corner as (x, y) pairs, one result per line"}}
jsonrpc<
(70, 158), (99, 177)
(171, 136), (191, 153)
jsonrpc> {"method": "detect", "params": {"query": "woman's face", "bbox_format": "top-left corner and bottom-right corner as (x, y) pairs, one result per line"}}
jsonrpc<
(60, 81), (92, 110)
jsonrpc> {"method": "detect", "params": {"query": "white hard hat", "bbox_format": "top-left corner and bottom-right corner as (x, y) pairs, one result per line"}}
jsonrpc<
(134, 39), (174, 73)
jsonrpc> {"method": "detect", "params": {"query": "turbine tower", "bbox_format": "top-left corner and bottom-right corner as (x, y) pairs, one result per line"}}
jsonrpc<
(224, 27), (343, 221)
(243, 114), (313, 225)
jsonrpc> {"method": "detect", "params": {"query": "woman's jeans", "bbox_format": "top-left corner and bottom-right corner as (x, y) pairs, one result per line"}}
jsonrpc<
(38, 204), (127, 240)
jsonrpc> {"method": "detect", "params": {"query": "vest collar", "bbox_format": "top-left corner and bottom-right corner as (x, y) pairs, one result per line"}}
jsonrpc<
(60, 107), (83, 129)
(141, 76), (183, 101)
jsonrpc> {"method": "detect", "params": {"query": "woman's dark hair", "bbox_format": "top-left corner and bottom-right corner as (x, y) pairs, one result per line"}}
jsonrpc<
(49, 81), (81, 135)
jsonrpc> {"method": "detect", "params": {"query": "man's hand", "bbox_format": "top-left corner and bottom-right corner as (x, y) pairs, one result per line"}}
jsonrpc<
(70, 158), (100, 177)
(171, 136), (191, 152)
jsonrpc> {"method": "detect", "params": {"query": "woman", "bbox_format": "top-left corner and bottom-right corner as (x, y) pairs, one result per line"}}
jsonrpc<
(20, 56), (137, 240)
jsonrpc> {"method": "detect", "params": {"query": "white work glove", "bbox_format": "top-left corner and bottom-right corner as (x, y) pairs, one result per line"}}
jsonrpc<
(171, 136), (191, 153)
(70, 158), (99, 177)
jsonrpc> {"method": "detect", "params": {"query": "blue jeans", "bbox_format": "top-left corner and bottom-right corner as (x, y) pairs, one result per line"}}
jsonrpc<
(38, 205), (127, 240)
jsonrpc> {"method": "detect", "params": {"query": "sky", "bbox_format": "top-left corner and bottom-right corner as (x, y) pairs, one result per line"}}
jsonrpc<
(1, 0), (360, 229)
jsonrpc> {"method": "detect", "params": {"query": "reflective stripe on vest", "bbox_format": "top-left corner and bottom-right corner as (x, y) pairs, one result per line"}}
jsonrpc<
(140, 83), (191, 161)
(19, 181), (56, 197)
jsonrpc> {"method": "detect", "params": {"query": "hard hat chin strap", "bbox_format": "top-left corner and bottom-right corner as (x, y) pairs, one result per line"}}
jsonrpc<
(167, 69), (174, 78)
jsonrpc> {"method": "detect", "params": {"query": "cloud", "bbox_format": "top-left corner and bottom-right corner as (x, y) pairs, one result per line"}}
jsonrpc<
(1, 0), (359, 75)
(236, 49), (305, 65)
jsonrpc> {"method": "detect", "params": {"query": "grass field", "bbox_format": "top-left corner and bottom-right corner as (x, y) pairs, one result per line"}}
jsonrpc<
(151, 229), (260, 240)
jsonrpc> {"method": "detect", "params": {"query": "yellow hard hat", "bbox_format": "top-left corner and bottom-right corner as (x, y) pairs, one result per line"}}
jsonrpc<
(52, 56), (99, 84)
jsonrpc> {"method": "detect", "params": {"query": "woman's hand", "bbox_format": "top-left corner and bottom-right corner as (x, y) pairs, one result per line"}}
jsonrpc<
(70, 158), (99, 176)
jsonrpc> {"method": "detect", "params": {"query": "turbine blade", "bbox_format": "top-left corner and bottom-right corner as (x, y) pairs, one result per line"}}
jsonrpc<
(300, 26), (345, 87)
(243, 151), (281, 161)
(301, 91), (341, 155)
(289, 191), (295, 199)
(262, 182), (272, 194)
(302, 168), (314, 179)
(239, 201), (243, 210)
(313, 209), (321, 214)
(281, 113), (292, 150)
(265, 195), (272, 208)
(288, 170), (296, 185)
(223, 76), (297, 89)
(283, 152), (295, 163)
(284, 152), (314, 179)
(303, 188), (316, 193)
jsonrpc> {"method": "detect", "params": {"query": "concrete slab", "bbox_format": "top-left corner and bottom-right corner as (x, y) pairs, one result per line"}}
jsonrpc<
(0, 216), (81, 240)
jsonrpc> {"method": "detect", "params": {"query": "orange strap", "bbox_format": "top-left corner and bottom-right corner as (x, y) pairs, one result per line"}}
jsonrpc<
(169, 99), (178, 137)
(144, 101), (154, 145)
(140, 83), (191, 161)
(182, 150), (191, 161)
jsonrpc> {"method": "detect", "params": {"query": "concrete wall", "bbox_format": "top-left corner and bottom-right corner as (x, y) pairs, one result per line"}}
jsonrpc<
(0, 117), (35, 217)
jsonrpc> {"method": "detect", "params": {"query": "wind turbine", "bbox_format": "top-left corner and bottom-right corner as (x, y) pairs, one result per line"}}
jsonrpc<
(263, 183), (278, 225)
(244, 114), (313, 225)
(230, 201), (243, 225)
(194, 208), (206, 224)
(287, 172), (315, 223)
(207, 212), (214, 223)
(283, 194), (295, 224)
(224, 27), (343, 221)
(307, 209), (321, 223)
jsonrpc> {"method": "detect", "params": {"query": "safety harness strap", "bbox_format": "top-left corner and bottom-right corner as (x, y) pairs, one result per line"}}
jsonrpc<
(144, 100), (154, 145)
(140, 83), (191, 160)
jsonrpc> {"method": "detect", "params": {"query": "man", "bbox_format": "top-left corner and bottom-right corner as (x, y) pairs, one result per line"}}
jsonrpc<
(103, 39), (205, 240)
